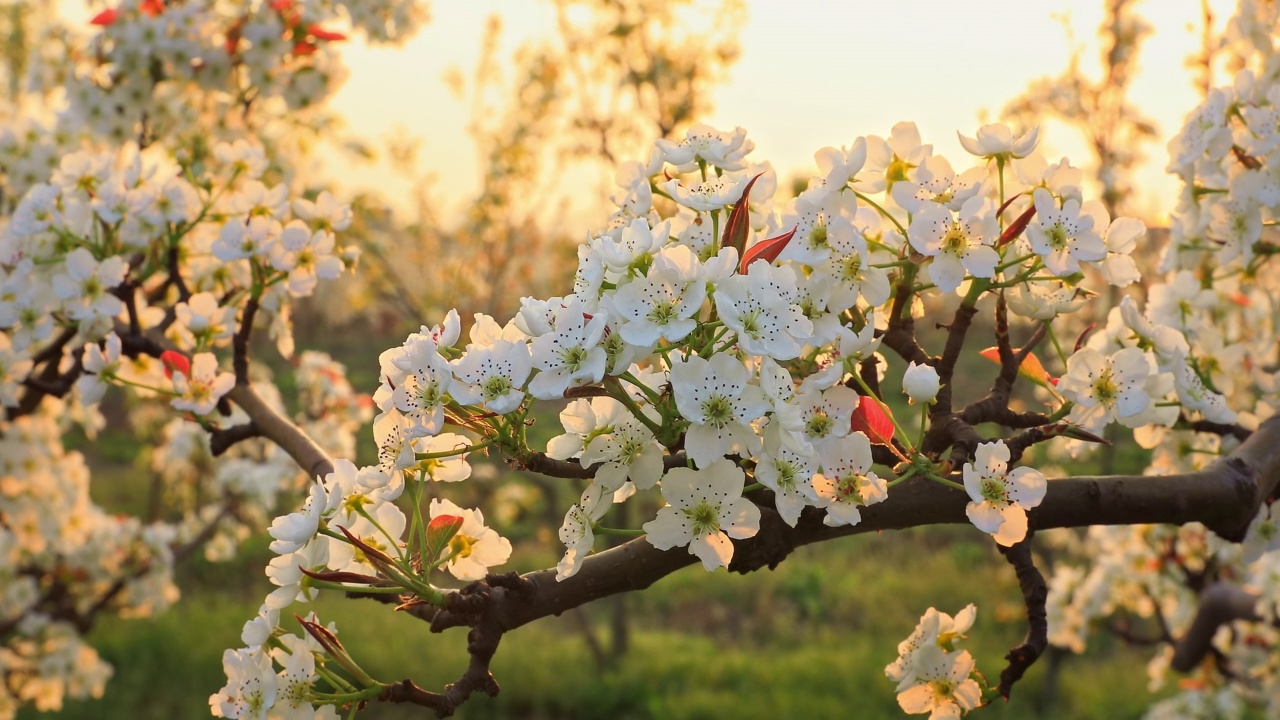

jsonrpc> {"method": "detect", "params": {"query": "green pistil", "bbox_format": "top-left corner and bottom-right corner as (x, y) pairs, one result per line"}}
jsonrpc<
(648, 300), (678, 325)
(942, 224), (967, 254)
(702, 395), (734, 428)
(808, 223), (828, 249)
(979, 477), (1007, 505)
(685, 501), (721, 535)
(560, 345), (588, 372)
(1045, 224), (1069, 251)
(482, 375), (512, 400)
(806, 412), (833, 438)
(1093, 369), (1118, 405)
(775, 461), (796, 490)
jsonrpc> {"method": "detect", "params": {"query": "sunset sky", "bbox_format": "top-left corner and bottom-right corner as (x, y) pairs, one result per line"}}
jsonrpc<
(329, 0), (1237, 226)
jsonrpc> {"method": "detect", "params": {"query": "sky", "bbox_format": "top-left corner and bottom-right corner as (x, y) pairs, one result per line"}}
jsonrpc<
(328, 0), (1239, 227)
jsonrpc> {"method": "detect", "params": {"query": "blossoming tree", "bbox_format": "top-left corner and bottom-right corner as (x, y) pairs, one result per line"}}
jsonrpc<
(4, 1), (1280, 719)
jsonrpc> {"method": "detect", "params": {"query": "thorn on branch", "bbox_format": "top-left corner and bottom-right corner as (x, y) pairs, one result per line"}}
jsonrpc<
(996, 532), (1048, 700)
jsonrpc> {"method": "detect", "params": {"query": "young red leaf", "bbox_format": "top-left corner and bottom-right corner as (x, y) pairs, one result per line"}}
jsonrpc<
(719, 172), (764, 256)
(160, 350), (190, 380)
(996, 204), (1037, 247)
(426, 514), (464, 563)
(851, 396), (897, 446)
(89, 8), (118, 25)
(1074, 322), (1097, 353)
(299, 567), (384, 586)
(307, 25), (347, 42)
(996, 191), (1024, 217)
(739, 226), (798, 274)
(977, 346), (1053, 386)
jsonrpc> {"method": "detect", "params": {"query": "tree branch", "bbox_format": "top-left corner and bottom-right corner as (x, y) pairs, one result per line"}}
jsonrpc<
(996, 533), (1048, 699)
(449, 415), (1280, 637)
(225, 384), (333, 479)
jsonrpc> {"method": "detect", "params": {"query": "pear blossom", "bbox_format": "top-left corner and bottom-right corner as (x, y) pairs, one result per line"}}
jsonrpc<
(895, 646), (982, 719)
(270, 634), (319, 720)
(1058, 346), (1155, 433)
(210, 647), (278, 719)
(603, 244), (708, 347)
(597, 217), (671, 277)
(962, 441), (1047, 547)
(958, 122), (1040, 161)
(798, 137), (867, 204)
(886, 604), (978, 690)
(76, 332), (123, 405)
(661, 174), (746, 213)
(52, 248), (127, 322)
(170, 352), (235, 416)
(793, 383), (859, 450)
(810, 315), (882, 387)
(892, 155), (987, 214)
(1099, 216), (1145, 287)
(907, 196), (999, 293)
(171, 292), (236, 350)
(642, 458), (761, 570)
(813, 432), (887, 527)
(327, 501), (407, 575)
(670, 353), (769, 468)
(412, 432), (473, 482)
(267, 478), (331, 554)
(1025, 188), (1106, 277)
(268, 220), (344, 297)
(754, 421), (820, 527)
(655, 123), (754, 172)
(292, 191), (352, 232)
(386, 335), (454, 438)
(428, 499), (512, 581)
(712, 260), (813, 360)
(527, 298), (609, 399)
(1172, 362), (1235, 424)
(556, 484), (611, 581)
(449, 337), (533, 415)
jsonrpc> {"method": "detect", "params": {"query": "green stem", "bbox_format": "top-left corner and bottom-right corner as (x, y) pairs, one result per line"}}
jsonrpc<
(592, 526), (645, 537)
(925, 473), (967, 491)
(854, 191), (908, 238)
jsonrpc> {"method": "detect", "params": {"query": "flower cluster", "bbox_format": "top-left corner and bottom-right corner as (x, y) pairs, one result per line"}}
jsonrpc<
(886, 605), (983, 719)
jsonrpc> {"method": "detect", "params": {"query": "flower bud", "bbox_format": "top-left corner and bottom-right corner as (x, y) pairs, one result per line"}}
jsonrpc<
(903, 362), (940, 405)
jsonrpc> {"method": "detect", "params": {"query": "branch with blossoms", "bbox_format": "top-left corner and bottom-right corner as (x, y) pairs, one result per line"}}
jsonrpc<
(199, 97), (1280, 719)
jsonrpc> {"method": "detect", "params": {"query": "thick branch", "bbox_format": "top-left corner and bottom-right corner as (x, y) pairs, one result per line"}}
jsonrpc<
(226, 384), (333, 479)
(1170, 583), (1272, 672)
(465, 415), (1280, 636)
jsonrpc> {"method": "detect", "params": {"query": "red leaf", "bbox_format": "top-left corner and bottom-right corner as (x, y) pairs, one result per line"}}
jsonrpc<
(850, 396), (896, 446)
(89, 8), (118, 25)
(1073, 322), (1096, 353)
(720, 173), (764, 256)
(140, 0), (165, 16)
(299, 567), (384, 586)
(996, 191), (1024, 217)
(996, 204), (1036, 247)
(739, 226), (798, 274)
(307, 24), (347, 42)
(160, 350), (190, 380)
(426, 514), (464, 562)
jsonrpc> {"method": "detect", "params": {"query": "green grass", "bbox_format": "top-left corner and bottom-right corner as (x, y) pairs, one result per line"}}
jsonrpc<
(32, 523), (1167, 720)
